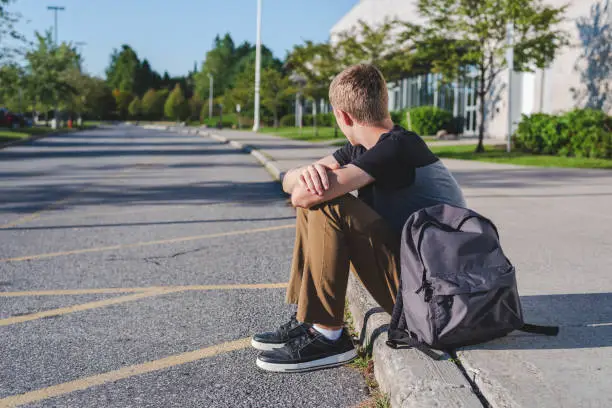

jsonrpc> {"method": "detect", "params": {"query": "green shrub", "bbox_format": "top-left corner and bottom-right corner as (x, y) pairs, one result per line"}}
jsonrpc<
(515, 109), (611, 159)
(280, 114), (295, 127)
(317, 113), (335, 127)
(444, 116), (465, 135)
(390, 110), (405, 125)
(201, 116), (235, 128)
(564, 109), (611, 159)
(401, 106), (453, 136)
(302, 114), (313, 126)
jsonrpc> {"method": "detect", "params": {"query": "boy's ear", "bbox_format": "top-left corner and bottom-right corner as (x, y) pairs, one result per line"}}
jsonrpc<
(338, 109), (353, 127)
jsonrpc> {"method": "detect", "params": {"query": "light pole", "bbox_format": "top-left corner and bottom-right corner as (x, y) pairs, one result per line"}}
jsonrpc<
(47, 6), (65, 45)
(47, 5), (65, 127)
(207, 73), (214, 120)
(506, 22), (514, 153)
(253, 0), (262, 132)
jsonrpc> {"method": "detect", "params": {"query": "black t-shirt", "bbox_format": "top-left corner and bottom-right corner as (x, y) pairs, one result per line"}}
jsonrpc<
(332, 125), (465, 233)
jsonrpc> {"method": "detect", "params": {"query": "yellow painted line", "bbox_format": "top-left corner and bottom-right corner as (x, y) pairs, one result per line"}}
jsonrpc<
(0, 289), (181, 327)
(0, 224), (295, 262)
(0, 282), (289, 297)
(0, 337), (251, 408)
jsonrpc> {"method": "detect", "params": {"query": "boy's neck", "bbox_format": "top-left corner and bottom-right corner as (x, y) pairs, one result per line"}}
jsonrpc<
(357, 119), (395, 149)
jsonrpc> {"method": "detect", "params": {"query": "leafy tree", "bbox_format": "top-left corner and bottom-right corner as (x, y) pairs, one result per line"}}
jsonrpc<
(413, 0), (569, 151)
(128, 96), (141, 119)
(194, 33), (282, 102)
(80, 76), (115, 119)
(261, 68), (295, 127)
(0, 63), (26, 111)
(164, 84), (188, 121)
(135, 58), (161, 96)
(26, 31), (80, 120)
(188, 94), (203, 122)
(112, 89), (133, 119)
(195, 34), (237, 100)
(141, 88), (158, 119)
(106, 45), (140, 93)
(334, 18), (416, 82)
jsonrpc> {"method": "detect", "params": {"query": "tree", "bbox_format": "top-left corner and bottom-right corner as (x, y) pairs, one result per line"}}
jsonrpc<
(0, 63), (26, 111)
(164, 84), (188, 121)
(128, 96), (141, 119)
(334, 19), (417, 82)
(112, 89), (133, 119)
(135, 58), (161, 96)
(106, 45), (140, 93)
(261, 68), (295, 127)
(26, 31), (80, 120)
(80, 76), (115, 119)
(413, 0), (569, 151)
(188, 95), (203, 122)
(141, 89), (158, 119)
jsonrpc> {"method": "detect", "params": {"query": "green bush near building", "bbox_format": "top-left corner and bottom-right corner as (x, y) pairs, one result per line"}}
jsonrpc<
(279, 114), (295, 127)
(400, 106), (453, 136)
(515, 109), (611, 159)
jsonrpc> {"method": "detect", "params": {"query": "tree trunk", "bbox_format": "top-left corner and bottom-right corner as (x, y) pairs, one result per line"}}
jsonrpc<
(273, 110), (279, 128)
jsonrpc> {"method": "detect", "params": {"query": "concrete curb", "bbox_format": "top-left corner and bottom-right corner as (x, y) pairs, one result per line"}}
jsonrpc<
(146, 125), (486, 408)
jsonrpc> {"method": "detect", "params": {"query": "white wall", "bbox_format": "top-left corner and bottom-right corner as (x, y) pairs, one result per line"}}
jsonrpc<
(330, 0), (424, 37)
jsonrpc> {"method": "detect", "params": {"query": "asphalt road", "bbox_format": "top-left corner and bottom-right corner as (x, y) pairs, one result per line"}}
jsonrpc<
(0, 125), (367, 408)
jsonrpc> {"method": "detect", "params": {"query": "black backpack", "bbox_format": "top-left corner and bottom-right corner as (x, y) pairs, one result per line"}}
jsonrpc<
(387, 204), (558, 359)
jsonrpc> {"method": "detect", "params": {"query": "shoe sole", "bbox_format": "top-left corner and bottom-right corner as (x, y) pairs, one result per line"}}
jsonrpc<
(256, 349), (358, 373)
(251, 338), (287, 351)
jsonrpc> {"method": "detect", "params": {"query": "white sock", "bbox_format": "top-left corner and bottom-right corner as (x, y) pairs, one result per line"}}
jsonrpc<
(313, 324), (343, 341)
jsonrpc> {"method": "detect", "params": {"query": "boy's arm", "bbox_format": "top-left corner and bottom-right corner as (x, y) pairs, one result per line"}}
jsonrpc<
(291, 164), (374, 208)
(282, 155), (340, 195)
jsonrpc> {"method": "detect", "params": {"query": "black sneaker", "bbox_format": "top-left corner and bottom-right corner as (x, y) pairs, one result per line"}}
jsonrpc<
(251, 313), (310, 351)
(256, 327), (357, 373)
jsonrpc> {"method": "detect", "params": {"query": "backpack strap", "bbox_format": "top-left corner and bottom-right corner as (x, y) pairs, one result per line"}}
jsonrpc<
(386, 330), (444, 360)
(519, 323), (559, 336)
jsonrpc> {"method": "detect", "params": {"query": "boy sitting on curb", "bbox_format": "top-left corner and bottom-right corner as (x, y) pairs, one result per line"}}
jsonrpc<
(252, 64), (466, 372)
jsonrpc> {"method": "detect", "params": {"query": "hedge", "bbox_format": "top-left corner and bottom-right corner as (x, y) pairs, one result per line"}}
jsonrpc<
(279, 114), (295, 127)
(514, 109), (611, 159)
(399, 106), (454, 136)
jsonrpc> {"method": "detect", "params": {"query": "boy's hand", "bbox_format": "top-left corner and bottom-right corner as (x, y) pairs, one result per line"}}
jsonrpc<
(298, 162), (340, 196)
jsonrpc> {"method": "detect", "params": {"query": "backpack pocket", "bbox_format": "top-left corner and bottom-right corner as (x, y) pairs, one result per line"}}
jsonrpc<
(429, 267), (523, 349)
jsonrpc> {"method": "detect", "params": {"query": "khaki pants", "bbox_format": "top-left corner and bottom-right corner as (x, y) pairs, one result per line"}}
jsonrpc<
(286, 194), (401, 326)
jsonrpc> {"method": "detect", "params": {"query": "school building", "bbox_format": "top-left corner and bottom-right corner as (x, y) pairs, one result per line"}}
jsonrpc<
(330, 0), (611, 138)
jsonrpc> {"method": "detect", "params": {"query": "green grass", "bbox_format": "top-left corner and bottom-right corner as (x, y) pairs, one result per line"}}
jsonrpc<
(0, 126), (83, 144)
(429, 144), (612, 169)
(259, 126), (437, 144)
(260, 126), (342, 142)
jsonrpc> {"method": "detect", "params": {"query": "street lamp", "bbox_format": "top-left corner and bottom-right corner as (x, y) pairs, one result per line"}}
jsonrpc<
(47, 6), (65, 45)
(253, 0), (262, 132)
(207, 73), (214, 120)
(47, 5), (65, 127)
(506, 22), (514, 153)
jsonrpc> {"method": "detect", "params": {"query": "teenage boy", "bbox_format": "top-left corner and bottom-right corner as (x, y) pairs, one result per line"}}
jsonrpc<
(253, 64), (466, 372)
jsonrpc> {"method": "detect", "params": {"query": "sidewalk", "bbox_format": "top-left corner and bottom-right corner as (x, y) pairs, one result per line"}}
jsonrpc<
(163, 125), (612, 408)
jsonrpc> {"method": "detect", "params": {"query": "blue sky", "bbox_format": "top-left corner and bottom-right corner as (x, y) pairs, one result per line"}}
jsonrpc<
(13, 0), (357, 78)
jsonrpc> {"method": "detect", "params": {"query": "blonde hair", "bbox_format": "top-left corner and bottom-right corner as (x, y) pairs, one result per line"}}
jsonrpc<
(329, 64), (389, 125)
